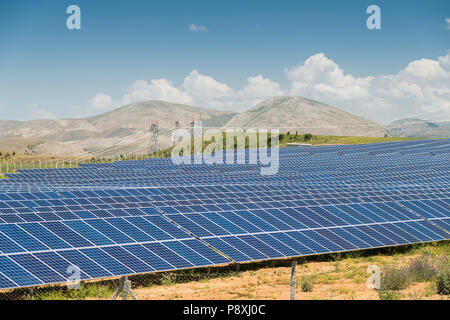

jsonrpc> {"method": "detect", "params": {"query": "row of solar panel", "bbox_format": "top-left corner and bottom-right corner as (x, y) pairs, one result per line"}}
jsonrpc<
(0, 182), (447, 198)
(1, 178), (447, 193)
(7, 170), (449, 184)
(161, 202), (449, 238)
(1, 200), (447, 259)
(1, 183), (448, 203)
(202, 220), (448, 262)
(5, 161), (449, 180)
(0, 239), (230, 290)
(1, 194), (447, 220)
(10, 165), (448, 179)
(1, 195), (447, 257)
(0, 215), (191, 255)
(2, 164), (449, 185)
(0, 195), (447, 228)
(0, 184), (447, 213)
(0, 216), (447, 289)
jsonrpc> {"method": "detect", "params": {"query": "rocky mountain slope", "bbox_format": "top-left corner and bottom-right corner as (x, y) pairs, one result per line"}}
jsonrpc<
(224, 96), (386, 137)
(387, 118), (450, 138)
(0, 97), (387, 157)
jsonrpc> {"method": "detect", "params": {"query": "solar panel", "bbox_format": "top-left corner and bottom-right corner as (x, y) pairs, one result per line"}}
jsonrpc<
(0, 138), (449, 290)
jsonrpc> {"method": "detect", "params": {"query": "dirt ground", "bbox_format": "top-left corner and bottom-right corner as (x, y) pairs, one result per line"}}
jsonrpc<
(133, 247), (449, 300)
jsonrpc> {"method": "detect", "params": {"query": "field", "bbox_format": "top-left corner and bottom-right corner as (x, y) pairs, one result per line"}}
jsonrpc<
(277, 133), (420, 146)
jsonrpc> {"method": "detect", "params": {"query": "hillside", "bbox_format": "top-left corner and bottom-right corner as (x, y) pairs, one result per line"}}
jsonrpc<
(0, 97), (387, 157)
(224, 96), (386, 136)
(388, 118), (450, 138)
(0, 101), (235, 157)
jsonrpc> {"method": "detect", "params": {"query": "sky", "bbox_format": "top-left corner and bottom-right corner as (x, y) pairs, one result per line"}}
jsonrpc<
(0, 0), (449, 124)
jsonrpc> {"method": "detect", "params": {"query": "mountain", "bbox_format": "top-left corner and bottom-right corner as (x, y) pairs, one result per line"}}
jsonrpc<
(0, 97), (387, 157)
(224, 96), (386, 137)
(0, 101), (235, 157)
(387, 118), (450, 138)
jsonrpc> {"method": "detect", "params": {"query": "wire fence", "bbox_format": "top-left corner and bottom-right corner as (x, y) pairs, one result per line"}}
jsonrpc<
(0, 265), (245, 300)
(1, 243), (438, 300)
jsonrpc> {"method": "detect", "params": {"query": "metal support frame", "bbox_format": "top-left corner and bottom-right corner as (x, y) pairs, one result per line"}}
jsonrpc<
(111, 276), (138, 300)
(27, 287), (35, 300)
(290, 261), (297, 300)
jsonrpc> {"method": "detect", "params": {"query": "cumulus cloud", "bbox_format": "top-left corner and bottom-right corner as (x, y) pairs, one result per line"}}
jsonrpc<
(119, 70), (283, 112)
(285, 53), (372, 101)
(122, 79), (192, 105)
(89, 93), (114, 110)
(182, 70), (233, 108)
(285, 53), (450, 123)
(438, 53), (450, 71)
(236, 75), (283, 107)
(446, 18), (450, 29)
(88, 52), (450, 123)
(189, 24), (208, 32)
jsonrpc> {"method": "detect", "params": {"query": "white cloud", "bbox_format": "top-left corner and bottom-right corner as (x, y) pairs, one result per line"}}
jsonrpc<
(189, 24), (208, 32)
(446, 18), (450, 29)
(89, 92), (114, 110)
(404, 58), (447, 79)
(236, 75), (283, 107)
(182, 70), (232, 108)
(122, 79), (192, 105)
(285, 53), (450, 123)
(438, 53), (450, 71)
(119, 70), (283, 112)
(285, 53), (372, 101)
(88, 52), (450, 123)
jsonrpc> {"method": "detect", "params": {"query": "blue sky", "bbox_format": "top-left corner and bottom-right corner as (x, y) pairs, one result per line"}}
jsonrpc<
(0, 0), (449, 123)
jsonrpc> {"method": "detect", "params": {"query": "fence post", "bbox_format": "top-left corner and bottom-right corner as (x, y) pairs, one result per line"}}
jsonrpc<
(290, 260), (297, 300)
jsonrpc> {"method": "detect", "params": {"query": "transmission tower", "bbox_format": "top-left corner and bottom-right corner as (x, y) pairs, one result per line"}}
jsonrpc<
(190, 114), (202, 137)
(149, 120), (159, 154)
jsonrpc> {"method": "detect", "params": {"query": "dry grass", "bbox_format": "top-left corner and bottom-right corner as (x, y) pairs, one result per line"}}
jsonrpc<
(131, 243), (449, 300)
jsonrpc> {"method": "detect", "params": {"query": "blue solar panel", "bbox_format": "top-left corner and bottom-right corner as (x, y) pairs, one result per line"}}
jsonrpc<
(0, 138), (449, 290)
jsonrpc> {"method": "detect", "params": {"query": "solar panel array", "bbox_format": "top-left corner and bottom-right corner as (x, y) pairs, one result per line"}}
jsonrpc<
(0, 139), (449, 290)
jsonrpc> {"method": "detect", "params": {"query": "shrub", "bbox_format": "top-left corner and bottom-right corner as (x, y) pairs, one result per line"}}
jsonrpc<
(160, 273), (178, 286)
(304, 133), (313, 141)
(436, 267), (450, 295)
(408, 253), (438, 281)
(378, 290), (402, 300)
(300, 276), (314, 292)
(380, 266), (411, 291)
